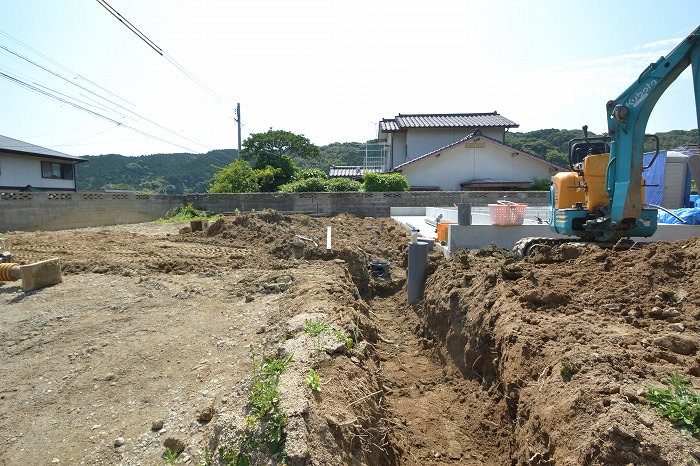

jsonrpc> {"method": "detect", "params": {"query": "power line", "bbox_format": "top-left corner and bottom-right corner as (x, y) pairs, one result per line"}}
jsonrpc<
(95, 0), (162, 56)
(0, 30), (132, 106)
(0, 71), (198, 153)
(0, 31), (214, 152)
(0, 43), (133, 116)
(95, 0), (237, 115)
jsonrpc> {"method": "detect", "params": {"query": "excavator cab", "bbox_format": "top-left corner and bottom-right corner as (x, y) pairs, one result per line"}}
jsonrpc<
(567, 125), (610, 169)
(569, 140), (609, 168)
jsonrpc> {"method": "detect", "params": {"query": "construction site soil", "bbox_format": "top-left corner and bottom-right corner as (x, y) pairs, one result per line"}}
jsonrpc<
(1, 211), (699, 465)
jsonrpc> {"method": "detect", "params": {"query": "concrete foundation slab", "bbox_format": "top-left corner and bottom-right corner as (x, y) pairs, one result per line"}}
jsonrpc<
(391, 206), (700, 255)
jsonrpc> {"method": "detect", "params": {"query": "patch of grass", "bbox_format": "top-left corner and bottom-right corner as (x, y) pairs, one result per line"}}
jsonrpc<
(303, 319), (329, 337)
(204, 351), (292, 465)
(646, 373), (700, 436)
(305, 369), (322, 393)
(333, 329), (354, 350)
(198, 448), (214, 466)
(157, 203), (221, 223)
(560, 359), (580, 381)
(162, 448), (180, 465)
(245, 352), (292, 459)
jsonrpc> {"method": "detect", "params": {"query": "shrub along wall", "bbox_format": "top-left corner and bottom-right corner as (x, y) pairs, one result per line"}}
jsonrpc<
(0, 190), (548, 232)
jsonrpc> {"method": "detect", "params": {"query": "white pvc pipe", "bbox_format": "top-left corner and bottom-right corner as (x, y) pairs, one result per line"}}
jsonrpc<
(326, 226), (332, 250)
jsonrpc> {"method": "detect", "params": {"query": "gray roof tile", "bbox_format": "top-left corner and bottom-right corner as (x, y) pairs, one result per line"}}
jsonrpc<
(329, 166), (382, 178)
(0, 135), (86, 162)
(380, 112), (518, 132)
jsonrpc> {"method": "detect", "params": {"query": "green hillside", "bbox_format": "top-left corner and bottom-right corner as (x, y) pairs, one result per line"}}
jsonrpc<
(506, 128), (698, 168)
(76, 149), (238, 194)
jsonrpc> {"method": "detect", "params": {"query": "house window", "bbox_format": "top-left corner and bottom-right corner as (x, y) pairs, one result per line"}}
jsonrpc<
(41, 161), (74, 180)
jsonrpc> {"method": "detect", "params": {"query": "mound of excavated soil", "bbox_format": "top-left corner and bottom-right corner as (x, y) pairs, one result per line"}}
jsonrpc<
(2, 211), (699, 465)
(424, 241), (700, 465)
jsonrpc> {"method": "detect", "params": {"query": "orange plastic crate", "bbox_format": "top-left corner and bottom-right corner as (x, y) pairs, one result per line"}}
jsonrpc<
(488, 203), (527, 226)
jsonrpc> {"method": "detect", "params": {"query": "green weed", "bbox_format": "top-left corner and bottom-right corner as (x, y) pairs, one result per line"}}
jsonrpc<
(303, 319), (329, 337)
(198, 448), (214, 466)
(646, 373), (700, 436)
(333, 329), (354, 350)
(157, 203), (221, 223)
(204, 351), (292, 465)
(560, 359), (580, 381)
(305, 369), (322, 393)
(162, 448), (180, 465)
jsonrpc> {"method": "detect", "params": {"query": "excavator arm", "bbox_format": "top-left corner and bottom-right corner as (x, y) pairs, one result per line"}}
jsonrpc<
(547, 25), (700, 245)
(606, 25), (700, 232)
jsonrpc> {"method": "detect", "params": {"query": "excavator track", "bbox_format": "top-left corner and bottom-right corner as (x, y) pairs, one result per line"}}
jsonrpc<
(513, 237), (644, 259)
(512, 237), (570, 259)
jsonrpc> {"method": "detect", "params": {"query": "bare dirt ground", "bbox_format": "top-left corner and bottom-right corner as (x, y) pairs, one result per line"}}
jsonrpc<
(1, 211), (700, 465)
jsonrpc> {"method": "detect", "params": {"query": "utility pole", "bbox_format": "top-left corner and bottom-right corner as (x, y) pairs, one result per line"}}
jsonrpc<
(236, 103), (242, 159)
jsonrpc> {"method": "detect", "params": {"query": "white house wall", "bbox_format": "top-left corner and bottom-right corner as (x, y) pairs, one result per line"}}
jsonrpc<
(0, 153), (75, 190)
(384, 126), (507, 171)
(399, 142), (554, 190)
(390, 132), (407, 168)
(402, 127), (505, 164)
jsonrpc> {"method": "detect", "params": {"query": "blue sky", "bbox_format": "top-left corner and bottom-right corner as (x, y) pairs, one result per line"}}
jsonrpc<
(0, 1), (698, 156)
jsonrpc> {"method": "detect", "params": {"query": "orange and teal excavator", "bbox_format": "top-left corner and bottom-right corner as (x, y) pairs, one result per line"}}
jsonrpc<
(528, 25), (700, 254)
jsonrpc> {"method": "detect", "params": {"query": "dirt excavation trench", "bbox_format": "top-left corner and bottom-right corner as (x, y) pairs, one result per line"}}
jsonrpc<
(1, 211), (700, 465)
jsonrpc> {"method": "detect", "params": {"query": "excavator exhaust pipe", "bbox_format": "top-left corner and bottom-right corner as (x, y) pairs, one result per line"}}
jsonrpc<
(0, 258), (62, 292)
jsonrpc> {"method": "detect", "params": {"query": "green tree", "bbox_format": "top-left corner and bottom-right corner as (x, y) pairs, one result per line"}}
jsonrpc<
(328, 177), (361, 192)
(138, 176), (174, 194)
(209, 159), (259, 193)
(254, 164), (283, 192)
(242, 129), (320, 163)
(362, 172), (410, 192)
(292, 168), (328, 181)
(241, 129), (320, 190)
(278, 176), (328, 192)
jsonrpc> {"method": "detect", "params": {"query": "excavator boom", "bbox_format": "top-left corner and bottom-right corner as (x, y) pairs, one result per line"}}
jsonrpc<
(549, 25), (700, 243)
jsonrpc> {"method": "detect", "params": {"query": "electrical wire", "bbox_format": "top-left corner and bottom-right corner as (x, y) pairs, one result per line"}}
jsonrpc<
(95, 0), (237, 116)
(0, 71), (198, 153)
(0, 31), (214, 152)
(0, 43), (135, 117)
(0, 30), (132, 106)
(95, 0), (162, 56)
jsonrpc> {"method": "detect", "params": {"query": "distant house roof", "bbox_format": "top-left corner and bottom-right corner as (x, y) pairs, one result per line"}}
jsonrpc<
(674, 143), (700, 157)
(379, 112), (518, 133)
(393, 130), (565, 172)
(0, 135), (87, 163)
(329, 166), (382, 179)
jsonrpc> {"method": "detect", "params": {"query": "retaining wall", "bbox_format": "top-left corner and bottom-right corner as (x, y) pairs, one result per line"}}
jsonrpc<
(0, 190), (549, 232)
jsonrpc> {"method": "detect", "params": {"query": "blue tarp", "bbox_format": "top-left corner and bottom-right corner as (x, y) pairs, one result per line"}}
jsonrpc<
(642, 151), (693, 208)
(642, 150), (667, 206)
(658, 207), (700, 224)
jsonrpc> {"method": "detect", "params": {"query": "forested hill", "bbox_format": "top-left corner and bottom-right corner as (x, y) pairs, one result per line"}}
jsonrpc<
(76, 129), (698, 194)
(506, 128), (698, 168)
(76, 149), (238, 194)
(76, 142), (382, 194)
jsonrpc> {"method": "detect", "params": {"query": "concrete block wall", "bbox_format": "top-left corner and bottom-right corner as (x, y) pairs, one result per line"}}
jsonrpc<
(1, 190), (550, 232)
(1, 191), (184, 232)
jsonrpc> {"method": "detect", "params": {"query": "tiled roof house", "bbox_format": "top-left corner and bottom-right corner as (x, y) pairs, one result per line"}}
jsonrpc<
(0, 135), (87, 191)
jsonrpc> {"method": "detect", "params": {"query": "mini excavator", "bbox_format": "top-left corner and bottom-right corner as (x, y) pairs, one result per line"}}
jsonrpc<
(515, 25), (700, 257)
